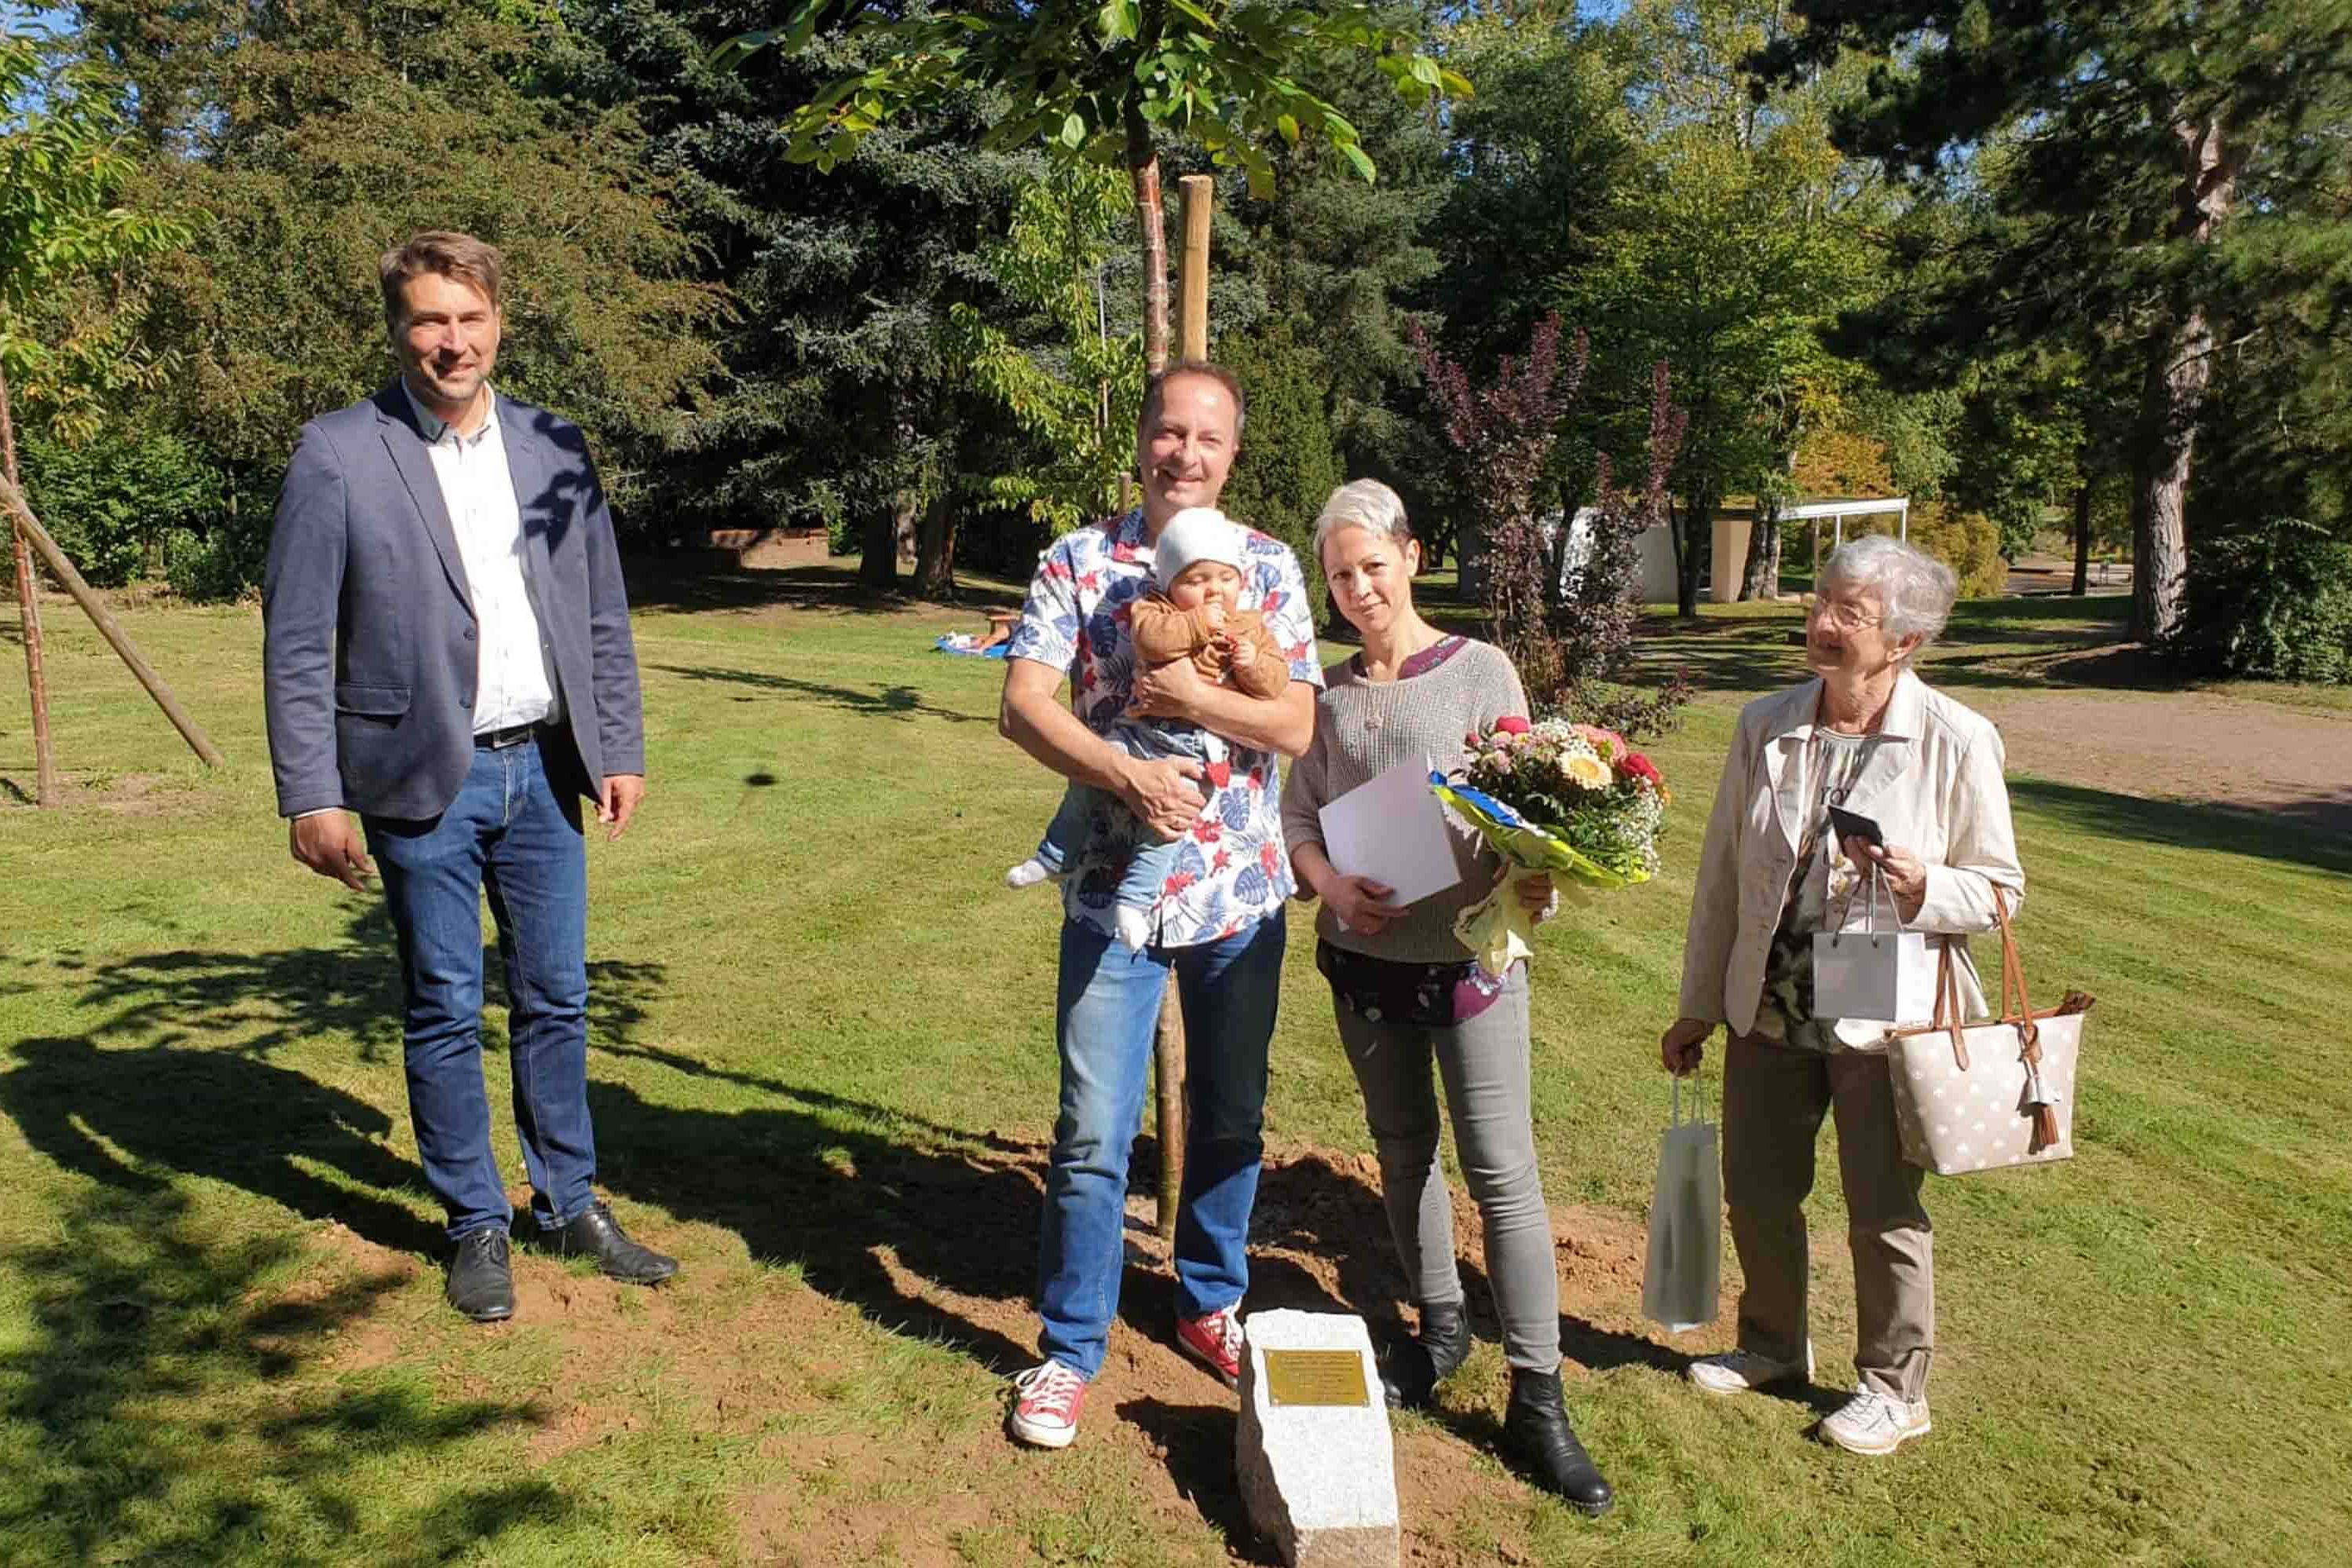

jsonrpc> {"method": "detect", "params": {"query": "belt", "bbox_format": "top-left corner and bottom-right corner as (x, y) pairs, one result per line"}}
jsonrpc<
(474, 721), (549, 750)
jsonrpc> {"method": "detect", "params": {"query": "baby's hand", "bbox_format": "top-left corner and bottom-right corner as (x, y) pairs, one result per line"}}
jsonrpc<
(1202, 601), (1229, 630)
(1228, 635), (1258, 667)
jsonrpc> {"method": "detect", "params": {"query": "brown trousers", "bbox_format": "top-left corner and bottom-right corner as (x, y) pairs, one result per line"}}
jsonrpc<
(1723, 1032), (1934, 1402)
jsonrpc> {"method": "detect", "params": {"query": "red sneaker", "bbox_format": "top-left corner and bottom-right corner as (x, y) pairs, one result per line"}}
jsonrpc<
(1176, 1305), (1245, 1388)
(1008, 1360), (1087, 1449)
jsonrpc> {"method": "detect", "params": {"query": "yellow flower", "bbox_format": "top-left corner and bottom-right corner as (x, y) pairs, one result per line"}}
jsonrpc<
(1565, 752), (1610, 790)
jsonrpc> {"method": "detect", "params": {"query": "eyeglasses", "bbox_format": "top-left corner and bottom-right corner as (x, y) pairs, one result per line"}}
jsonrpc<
(1809, 600), (1885, 633)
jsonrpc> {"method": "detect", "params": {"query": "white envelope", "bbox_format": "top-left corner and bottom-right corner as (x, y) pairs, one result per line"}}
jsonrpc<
(1317, 758), (1463, 907)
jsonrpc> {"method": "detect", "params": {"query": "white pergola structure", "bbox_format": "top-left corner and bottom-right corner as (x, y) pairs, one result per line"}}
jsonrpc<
(1783, 495), (1911, 569)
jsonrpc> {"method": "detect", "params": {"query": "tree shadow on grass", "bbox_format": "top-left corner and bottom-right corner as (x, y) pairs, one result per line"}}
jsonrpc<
(621, 555), (1030, 618)
(649, 663), (993, 724)
(2010, 777), (2352, 875)
(0, 1180), (558, 1565)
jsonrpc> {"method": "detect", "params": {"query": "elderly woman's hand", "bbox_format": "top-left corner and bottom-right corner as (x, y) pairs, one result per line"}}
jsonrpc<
(1659, 1017), (1713, 1076)
(1845, 839), (1928, 923)
(1128, 654), (1209, 722)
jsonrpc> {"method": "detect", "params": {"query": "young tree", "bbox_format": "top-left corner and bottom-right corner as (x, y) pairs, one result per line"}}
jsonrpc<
(1754, 0), (2352, 643)
(717, 2), (1467, 368)
(944, 161), (1148, 543)
(2, 25), (191, 805)
(1411, 311), (1585, 698)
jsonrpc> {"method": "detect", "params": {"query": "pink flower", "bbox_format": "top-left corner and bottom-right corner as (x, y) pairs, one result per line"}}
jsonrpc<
(1573, 724), (1626, 762)
(1494, 715), (1532, 736)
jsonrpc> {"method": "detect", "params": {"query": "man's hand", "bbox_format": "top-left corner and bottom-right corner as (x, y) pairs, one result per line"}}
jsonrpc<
(598, 773), (646, 842)
(1660, 1016), (1714, 1076)
(290, 812), (374, 892)
(1128, 653), (1210, 722)
(1119, 756), (1207, 840)
(1325, 874), (1408, 938)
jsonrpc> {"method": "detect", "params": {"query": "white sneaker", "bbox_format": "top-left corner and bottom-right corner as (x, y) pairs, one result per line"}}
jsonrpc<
(1687, 1343), (1814, 1395)
(1005, 858), (1056, 890)
(1819, 1383), (1931, 1455)
(1008, 1360), (1088, 1449)
(1113, 905), (1154, 951)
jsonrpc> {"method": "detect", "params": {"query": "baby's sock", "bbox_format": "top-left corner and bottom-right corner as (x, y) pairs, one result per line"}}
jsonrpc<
(1005, 857), (1055, 890)
(1113, 905), (1154, 952)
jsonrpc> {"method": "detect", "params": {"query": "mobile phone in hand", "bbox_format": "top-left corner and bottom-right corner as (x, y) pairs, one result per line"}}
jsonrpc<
(1827, 804), (1885, 848)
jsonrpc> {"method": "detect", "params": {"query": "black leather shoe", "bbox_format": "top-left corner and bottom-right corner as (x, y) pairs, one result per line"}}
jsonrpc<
(1381, 1299), (1472, 1409)
(1505, 1368), (1615, 1517)
(446, 1229), (515, 1323)
(556, 1201), (678, 1285)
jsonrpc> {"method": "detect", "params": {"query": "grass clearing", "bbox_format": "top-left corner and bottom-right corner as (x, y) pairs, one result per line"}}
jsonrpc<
(2, 567), (2347, 1565)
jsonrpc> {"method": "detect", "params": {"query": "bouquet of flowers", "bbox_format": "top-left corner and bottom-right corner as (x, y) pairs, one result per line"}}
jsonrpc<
(1431, 715), (1672, 976)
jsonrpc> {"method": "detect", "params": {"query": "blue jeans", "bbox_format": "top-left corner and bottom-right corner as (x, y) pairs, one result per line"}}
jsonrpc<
(365, 736), (597, 1242)
(1037, 909), (1286, 1379)
(1030, 719), (1215, 910)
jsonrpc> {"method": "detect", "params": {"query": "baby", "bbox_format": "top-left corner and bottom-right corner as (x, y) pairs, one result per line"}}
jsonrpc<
(1008, 507), (1290, 948)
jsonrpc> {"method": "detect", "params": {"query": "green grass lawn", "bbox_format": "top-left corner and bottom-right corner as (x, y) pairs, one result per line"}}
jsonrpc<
(2, 567), (2347, 1566)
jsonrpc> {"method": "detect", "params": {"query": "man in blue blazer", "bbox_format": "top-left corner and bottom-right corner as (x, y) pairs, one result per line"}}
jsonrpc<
(264, 232), (675, 1321)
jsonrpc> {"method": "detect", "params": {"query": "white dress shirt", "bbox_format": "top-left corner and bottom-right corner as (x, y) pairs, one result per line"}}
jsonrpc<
(404, 383), (561, 736)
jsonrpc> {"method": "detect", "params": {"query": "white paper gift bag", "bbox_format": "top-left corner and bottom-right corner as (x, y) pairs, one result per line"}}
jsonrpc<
(1641, 1076), (1721, 1333)
(1810, 865), (1938, 1026)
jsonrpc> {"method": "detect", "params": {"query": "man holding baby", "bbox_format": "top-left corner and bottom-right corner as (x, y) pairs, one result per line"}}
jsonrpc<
(997, 361), (1322, 1449)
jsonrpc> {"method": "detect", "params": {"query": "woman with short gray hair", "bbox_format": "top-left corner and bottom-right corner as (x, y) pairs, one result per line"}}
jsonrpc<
(1658, 534), (2024, 1457)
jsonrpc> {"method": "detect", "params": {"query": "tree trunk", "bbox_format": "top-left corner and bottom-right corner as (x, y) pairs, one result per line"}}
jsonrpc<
(861, 495), (913, 589)
(2130, 309), (2205, 644)
(913, 491), (957, 600)
(2130, 113), (2243, 644)
(0, 366), (57, 806)
(1741, 497), (1781, 601)
(1128, 99), (1170, 375)
(2071, 481), (2091, 597)
(1674, 484), (1715, 618)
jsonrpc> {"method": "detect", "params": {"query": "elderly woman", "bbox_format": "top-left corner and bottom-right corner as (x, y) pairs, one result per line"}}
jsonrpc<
(1660, 534), (2024, 1457)
(1280, 480), (1612, 1517)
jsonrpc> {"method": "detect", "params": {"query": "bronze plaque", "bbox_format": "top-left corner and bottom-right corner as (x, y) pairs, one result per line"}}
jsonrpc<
(1262, 1349), (1372, 1408)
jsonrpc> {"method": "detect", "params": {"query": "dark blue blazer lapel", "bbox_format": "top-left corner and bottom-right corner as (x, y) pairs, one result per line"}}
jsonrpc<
(372, 382), (475, 620)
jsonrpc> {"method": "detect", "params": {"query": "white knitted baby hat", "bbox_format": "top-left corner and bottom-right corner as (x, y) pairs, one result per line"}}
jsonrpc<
(1151, 507), (1249, 590)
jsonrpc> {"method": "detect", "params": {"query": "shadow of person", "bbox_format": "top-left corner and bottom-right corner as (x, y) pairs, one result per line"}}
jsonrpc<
(582, 1073), (1050, 1374)
(1114, 1397), (1281, 1566)
(1, 1036), (436, 1253)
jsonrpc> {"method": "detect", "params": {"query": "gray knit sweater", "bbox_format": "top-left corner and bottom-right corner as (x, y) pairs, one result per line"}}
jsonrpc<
(1280, 637), (1530, 963)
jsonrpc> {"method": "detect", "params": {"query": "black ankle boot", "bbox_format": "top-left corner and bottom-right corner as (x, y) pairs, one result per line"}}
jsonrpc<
(1380, 1299), (1471, 1409)
(1504, 1368), (1614, 1516)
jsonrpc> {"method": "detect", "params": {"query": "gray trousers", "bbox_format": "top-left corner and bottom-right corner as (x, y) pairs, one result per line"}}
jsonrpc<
(1723, 1032), (1934, 1402)
(1333, 970), (1562, 1372)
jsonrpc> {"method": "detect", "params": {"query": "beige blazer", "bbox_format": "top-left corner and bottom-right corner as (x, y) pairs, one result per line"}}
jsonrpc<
(1676, 669), (2025, 1047)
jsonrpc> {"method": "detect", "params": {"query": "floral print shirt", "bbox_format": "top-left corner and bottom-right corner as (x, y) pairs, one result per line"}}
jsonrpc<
(1008, 507), (1322, 947)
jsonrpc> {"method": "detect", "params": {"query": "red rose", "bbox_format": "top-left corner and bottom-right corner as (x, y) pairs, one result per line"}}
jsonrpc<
(1493, 715), (1532, 736)
(1622, 752), (1662, 787)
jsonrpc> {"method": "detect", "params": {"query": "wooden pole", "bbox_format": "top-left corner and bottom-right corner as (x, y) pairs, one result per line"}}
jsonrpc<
(1151, 174), (1219, 1244)
(1177, 174), (1213, 363)
(0, 367), (59, 806)
(0, 472), (225, 768)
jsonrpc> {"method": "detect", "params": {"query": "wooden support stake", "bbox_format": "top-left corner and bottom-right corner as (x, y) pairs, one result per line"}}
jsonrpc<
(1177, 174), (1213, 363)
(0, 472), (225, 769)
(1154, 984), (1186, 1243)
(0, 367), (59, 806)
